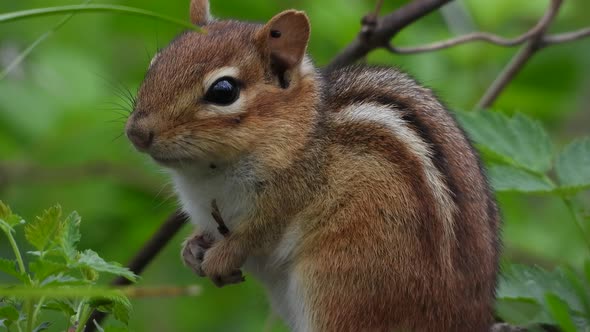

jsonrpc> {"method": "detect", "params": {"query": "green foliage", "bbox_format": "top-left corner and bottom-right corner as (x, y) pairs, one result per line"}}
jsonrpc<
(458, 111), (590, 330)
(555, 138), (590, 194)
(25, 205), (62, 253)
(456, 111), (590, 196)
(456, 111), (553, 174)
(496, 264), (590, 331)
(0, 201), (137, 332)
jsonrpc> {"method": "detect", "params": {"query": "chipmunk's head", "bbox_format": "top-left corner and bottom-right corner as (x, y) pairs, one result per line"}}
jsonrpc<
(126, 0), (317, 168)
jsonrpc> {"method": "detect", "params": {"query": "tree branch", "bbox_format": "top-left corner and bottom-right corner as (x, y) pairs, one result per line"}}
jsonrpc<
(326, 0), (453, 71)
(84, 210), (188, 332)
(544, 27), (590, 45)
(387, 0), (561, 54)
(326, 0), (590, 110)
(476, 0), (563, 108)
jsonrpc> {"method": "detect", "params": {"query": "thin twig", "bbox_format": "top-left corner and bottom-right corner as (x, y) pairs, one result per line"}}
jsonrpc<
(211, 199), (230, 236)
(387, 0), (561, 54)
(326, 0), (453, 71)
(85, 210), (188, 332)
(0, 161), (162, 196)
(476, 41), (541, 109)
(476, 0), (563, 108)
(544, 27), (590, 45)
(121, 285), (201, 298)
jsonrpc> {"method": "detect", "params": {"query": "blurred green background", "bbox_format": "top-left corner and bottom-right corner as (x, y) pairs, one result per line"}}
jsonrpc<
(1, 0), (589, 331)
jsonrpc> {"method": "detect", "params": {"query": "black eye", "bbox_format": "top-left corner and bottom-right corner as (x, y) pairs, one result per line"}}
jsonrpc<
(204, 77), (240, 105)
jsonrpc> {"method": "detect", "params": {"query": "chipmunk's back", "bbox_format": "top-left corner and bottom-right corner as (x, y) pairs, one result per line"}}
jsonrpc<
(289, 64), (501, 331)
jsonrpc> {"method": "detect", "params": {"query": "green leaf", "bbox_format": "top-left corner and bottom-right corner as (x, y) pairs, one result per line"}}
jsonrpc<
(0, 258), (26, 282)
(29, 260), (69, 282)
(75, 250), (137, 282)
(0, 201), (25, 234)
(488, 165), (556, 193)
(0, 305), (19, 323)
(40, 275), (87, 287)
(33, 322), (51, 332)
(25, 205), (62, 252)
(89, 295), (132, 325)
(495, 297), (551, 326)
(43, 299), (76, 317)
(545, 293), (577, 332)
(57, 211), (81, 262)
(497, 265), (587, 326)
(111, 299), (131, 325)
(455, 111), (553, 174)
(555, 137), (590, 193)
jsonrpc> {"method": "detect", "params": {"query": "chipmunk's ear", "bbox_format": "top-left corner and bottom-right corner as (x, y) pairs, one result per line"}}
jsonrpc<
(190, 0), (212, 26)
(256, 10), (310, 87)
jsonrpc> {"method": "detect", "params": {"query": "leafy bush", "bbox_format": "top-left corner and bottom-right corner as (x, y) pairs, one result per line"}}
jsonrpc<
(0, 201), (137, 331)
(457, 110), (590, 331)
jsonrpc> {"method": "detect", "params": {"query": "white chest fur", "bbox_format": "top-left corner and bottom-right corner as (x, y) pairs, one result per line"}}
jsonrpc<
(171, 163), (305, 329)
(171, 164), (252, 240)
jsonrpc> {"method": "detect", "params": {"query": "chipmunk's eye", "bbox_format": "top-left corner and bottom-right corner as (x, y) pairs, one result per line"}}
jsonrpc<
(204, 77), (240, 105)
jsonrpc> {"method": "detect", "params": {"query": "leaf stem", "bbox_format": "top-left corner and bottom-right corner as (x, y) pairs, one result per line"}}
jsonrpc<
(31, 296), (46, 329)
(75, 303), (91, 332)
(563, 197), (590, 254)
(0, 5), (198, 31)
(25, 299), (34, 332)
(5, 229), (28, 280)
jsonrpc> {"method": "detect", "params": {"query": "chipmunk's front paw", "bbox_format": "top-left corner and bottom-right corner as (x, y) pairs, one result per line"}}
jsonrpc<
(201, 239), (246, 287)
(182, 233), (215, 277)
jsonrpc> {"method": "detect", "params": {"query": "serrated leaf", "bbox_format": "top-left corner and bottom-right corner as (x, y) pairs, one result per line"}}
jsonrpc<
(0, 258), (26, 282)
(497, 265), (588, 327)
(0, 201), (24, 235)
(0, 305), (19, 322)
(455, 111), (553, 174)
(58, 211), (81, 262)
(545, 293), (578, 332)
(555, 137), (590, 193)
(25, 205), (62, 252)
(111, 300), (131, 325)
(43, 299), (76, 317)
(29, 260), (68, 282)
(40, 274), (87, 287)
(488, 165), (556, 193)
(75, 250), (137, 282)
(495, 297), (551, 326)
(562, 267), (590, 317)
(0, 201), (24, 228)
(89, 295), (132, 325)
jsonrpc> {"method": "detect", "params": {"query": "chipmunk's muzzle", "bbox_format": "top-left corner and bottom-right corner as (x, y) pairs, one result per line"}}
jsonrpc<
(127, 125), (154, 151)
(125, 111), (155, 152)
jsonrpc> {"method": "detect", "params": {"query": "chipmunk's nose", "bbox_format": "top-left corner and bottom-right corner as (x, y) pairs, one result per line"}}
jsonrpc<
(126, 125), (154, 151)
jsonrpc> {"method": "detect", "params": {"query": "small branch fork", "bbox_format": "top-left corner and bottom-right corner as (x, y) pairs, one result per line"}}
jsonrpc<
(327, 0), (590, 109)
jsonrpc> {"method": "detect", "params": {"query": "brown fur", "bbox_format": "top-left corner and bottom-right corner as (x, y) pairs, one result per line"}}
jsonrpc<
(126, 2), (500, 331)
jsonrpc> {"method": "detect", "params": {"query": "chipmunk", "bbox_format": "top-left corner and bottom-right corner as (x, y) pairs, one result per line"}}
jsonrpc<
(125, 0), (500, 331)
